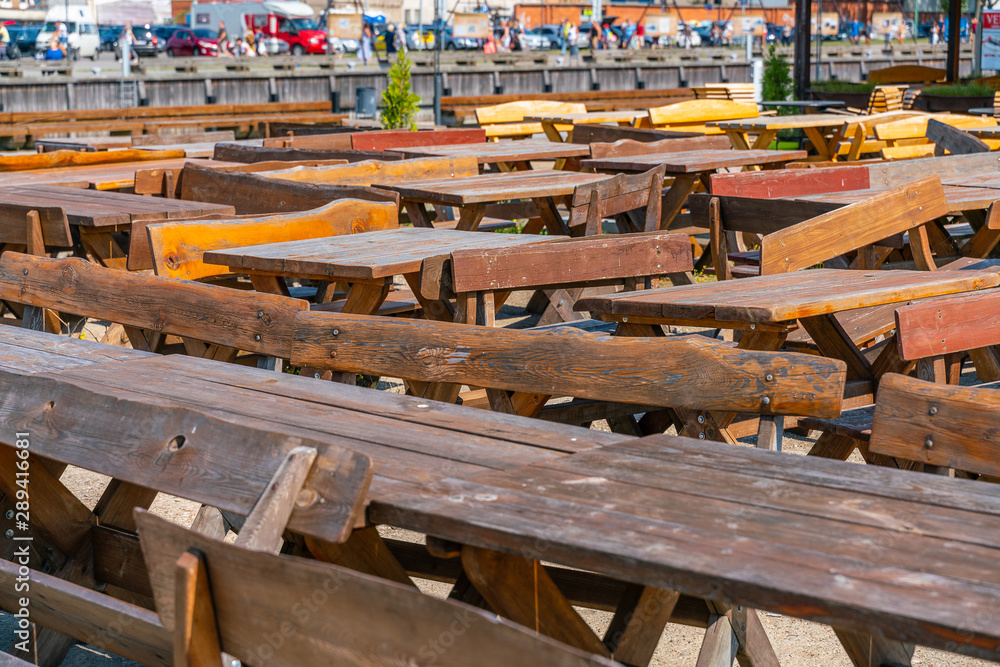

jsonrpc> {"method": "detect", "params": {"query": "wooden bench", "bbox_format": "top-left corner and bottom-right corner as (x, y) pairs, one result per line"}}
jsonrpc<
(261, 128), (487, 151)
(867, 64), (946, 85)
(804, 281), (1000, 467)
(0, 148), (185, 173)
(874, 114), (998, 159)
(474, 101), (586, 140)
(571, 123), (725, 145)
(211, 143), (404, 164)
(645, 100), (758, 135)
(692, 83), (755, 103)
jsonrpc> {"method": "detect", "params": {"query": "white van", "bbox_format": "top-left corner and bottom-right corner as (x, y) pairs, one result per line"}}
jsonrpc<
(34, 5), (101, 60)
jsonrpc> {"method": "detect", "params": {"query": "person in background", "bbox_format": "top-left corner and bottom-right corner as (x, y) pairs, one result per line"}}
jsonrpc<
(500, 21), (511, 51)
(395, 23), (407, 53)
(567, 21), (579, 61)
(56, 21), (68, 51)
(385, 23), (397, 55)
(45, 34), (63, 60)
(254, 28), (268, 56)
(930, 21), (939, 45)
(216, 21), (231, 56)
(0, 22), (9, 61)
(560, 18), (569, 55)
(240, 33), (257, 57)
(359, 23), (373, 64)
(588, 21), (599, 50)
(635, 21), (645, 49)
(121, 24), (137, 62)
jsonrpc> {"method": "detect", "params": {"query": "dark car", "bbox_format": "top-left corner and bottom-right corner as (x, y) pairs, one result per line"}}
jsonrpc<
(5, 25), (40, 57)
(153, 25), (180, 52)
(99, 25), (122, 52)
(117, 24), (158, 58)
(165, 28), (219, 57)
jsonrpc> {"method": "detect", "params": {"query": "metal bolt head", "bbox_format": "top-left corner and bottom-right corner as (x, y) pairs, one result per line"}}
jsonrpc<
(924, 438), (934, 449)
(257, 311), (264, 318)
(762, 396), (771, 405)
(22, 269), (27, 276)
(254, 334), (261, 341)
(313, 373), (321, 378)
(749, 323), (756, 330)
(4, 510), (11, 520)
(332, 329), (340, 336)
(4, 529), (12, 539)
(765, 374), (773, 382)
(697, 414), (706, 424)
(929, 406), (937, 415)
(622, 317), (628, 322)
(698, 432), (706, 440)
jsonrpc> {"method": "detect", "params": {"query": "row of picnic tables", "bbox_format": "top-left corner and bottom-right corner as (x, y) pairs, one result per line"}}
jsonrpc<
(3, 121), (1000, 665)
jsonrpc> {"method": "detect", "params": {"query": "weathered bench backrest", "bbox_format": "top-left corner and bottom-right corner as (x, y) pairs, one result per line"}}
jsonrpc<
(131, 130), (236, 146)
(758, 176), (949, 274)
(351, 128), (487, 151)
(475, 100), (586, 125)
(893, 287), (1000, 361)
(709, 165), (871, 198)
(213, 143), (401, 164)
(571, 124), (707, 144)
(253, 156), (479, 186)
(0, 148), (185, 172)
(867, 64), (946, 84)
(147, 199), (399, 281)
(589, 134), (730, 159)
(0, 253), (308, 357)
(647, 100), (758, 128)
(0, 203), (71, 248)
(870, 373), (1000, 476)
(178, 162), (399, 215)
(136, 511), (615, 667)
(873, 114), (993, 143)
(567, 166), (666, 234)
(291, 311), (846, 418)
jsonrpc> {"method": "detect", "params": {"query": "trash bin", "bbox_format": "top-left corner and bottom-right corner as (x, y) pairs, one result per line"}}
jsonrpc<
(356, 86), (377, 118)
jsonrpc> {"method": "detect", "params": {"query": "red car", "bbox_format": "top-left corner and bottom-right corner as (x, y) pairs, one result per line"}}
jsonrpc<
(165, 28), (219, 57)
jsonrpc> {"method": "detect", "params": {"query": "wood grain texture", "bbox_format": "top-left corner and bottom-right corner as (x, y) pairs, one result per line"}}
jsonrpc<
(387, 140), (591, 165)
(0, 203), (71, 247)
(709, 166), (870, 198)
(213, 143), (399, 164)
(254, 156), (479, 186)
(351, 128), (487, 151)
(174, 551), (224, 667)
(291, 311), (846, 417)
(588, 135), (731, 159)
(871, 373), (1000, 476)
(894, 288), (1000, 360)
(581, 149), (805, 174)
(0, 253), (308, 356)
(146, 199), (399, 280)
(648, 100), (758, 128)
(0, 148), (185, 172)
(178, 162), (399, 215)
(136, 511), (620, 666)
(0, 557), (171, 667)
(759, 176), (950, 274)
(926, 118), (991, 155)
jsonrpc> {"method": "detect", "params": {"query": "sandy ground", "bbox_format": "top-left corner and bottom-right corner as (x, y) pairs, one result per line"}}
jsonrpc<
(1, 290), (996, 666)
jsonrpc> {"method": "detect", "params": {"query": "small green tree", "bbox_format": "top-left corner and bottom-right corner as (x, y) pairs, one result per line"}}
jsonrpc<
(761, 43), (794, 114)
(381, 50), (421, 130)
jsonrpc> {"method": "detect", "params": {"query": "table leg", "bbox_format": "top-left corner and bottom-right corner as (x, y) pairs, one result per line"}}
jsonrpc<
(799, 314), (874, 383)
(402, 198), (435, 228)
(536, 196), (571, 236)
(541, 121), (565, 143)
(79, 228), (128, 271)
(749, 130), (778, 151)
(726, 130), (752, 150)
(659, 174), (700, 230)
(698, 602), (781, 667)
(456, 204), (487, 232)
(802, 127), (834, 161)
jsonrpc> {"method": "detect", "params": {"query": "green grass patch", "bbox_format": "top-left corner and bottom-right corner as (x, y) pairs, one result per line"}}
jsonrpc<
(923, 82), (995, 97)
(810, 80), (876, 93)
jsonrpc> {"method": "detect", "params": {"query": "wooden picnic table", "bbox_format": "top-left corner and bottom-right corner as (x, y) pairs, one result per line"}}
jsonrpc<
(378, 169), (610, 233)
(386, 140), (592, 171)
(203, 227), (554, 323)
(581, 148), (807, 228)
(577, 269), (1000, 440)
(522, 111), (645, 142)
(12, 326), (1000, 664)
(709, 114), (852, 160)
(134, 138), (264, 159)
(35, 137), (134, 152)
(759, 99), (847, 113)
(0, 184), (234, 270)
(782, 183), (1000, 214)
(0, 158), (238, 190)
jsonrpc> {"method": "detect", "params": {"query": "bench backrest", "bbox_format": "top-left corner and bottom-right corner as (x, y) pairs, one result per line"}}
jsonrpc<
(178, 162), (399, 215)
(758, 176), (948, 274)
(131, 130), (236, 146)
(0, 253), (307, 358)
(147, 199), (399, 281)
(213, 143), (401, 164)
(709, 165), (871, 198)
(567, 166), (666, 234)
(475, 100), (586, 125)
(291, 311), (846, 418)
(137, 511), (615, 667)
(647, 100), (758, 128)
(571, 124), (709, 144)
(870, 373), (1000, 476)
(351, 128), (487, 151)
(894, 287), (1000, 362)
(866, 86), (904, 114)
(867, 64), (946, 84)
(589, 135), (730, 159)
(0, 203), (71, 250)
(253, 156), (479, 186)
(873, 114), (994, 143)
(0, 148), (185, 172)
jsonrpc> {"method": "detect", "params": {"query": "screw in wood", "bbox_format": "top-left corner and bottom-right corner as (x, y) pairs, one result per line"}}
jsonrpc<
(254, 334), (261, 341)
(4, 530), (12, 539)
(4, 510), (11, 520)
(333, 329), (340, 335)
(698, 432), (706, 439)
(257, 311), (263, 318)
(929, 407), (937, 415)
(765, 374), (773, 381)
(924, 438), (934, 449)
(762, 397), (771, 405)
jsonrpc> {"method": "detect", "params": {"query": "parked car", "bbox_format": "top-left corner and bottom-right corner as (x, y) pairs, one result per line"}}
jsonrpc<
(99, 24), (121, 52)
(519, 28), (550, 50)
(6, 25), (40, 57)
(528, 24), (563, 50)
(165, 27), (219, 57)
(153, 25), (180, 52)
(403, 25), (433, 50)
(116, 24), (158, 58)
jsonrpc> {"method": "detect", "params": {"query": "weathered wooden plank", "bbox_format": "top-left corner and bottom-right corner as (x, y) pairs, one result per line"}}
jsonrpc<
(0, 148), (185, 172)
(709, 165), (871, 198)
(254, 156), (479, 186)
(136, 511), (618, 666)
(871, 374), (1000, 476)
(0, 203), (71, 247)
(146, 199), (399, 280)
(0, 253), (308, 357)
(292, 311), (846, 417)
(894, 288), (1000, 361)
(759, 176), (950, 274)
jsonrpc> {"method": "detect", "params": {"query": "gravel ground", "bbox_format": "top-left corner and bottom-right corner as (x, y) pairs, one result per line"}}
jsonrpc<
(1, 291), (995, 666)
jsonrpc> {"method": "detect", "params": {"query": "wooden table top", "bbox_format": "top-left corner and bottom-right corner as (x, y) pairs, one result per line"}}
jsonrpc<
(709, 114), (852, 131)
(944, 172), (1000, 190)
(36, 137), (134, 151)
(581, 148), (807, 174)
(524, 111), (645, 124)
(782, 184), (1000, 212)
(373, 434), (1000, 661)
(0, 158), (238, 189)
(962, 125), (1000, 138)
(378, 169), (610, 206)
(576, 269), (1000, 323)
(759, 100), (847, 109)
(4, 328), (623, 513)
(204, 227), (554, 281)
(135, 138), (263, 159)
(387, 140), (592, 164)
(0, 184), (234, 228)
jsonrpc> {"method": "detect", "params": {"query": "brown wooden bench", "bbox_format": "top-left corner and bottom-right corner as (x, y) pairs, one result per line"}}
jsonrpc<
(646, 100), (759, 135)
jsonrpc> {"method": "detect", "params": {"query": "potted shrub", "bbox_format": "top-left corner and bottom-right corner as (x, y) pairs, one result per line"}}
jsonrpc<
(919, 82), (995, 112)
(809, 80), (875, 109)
